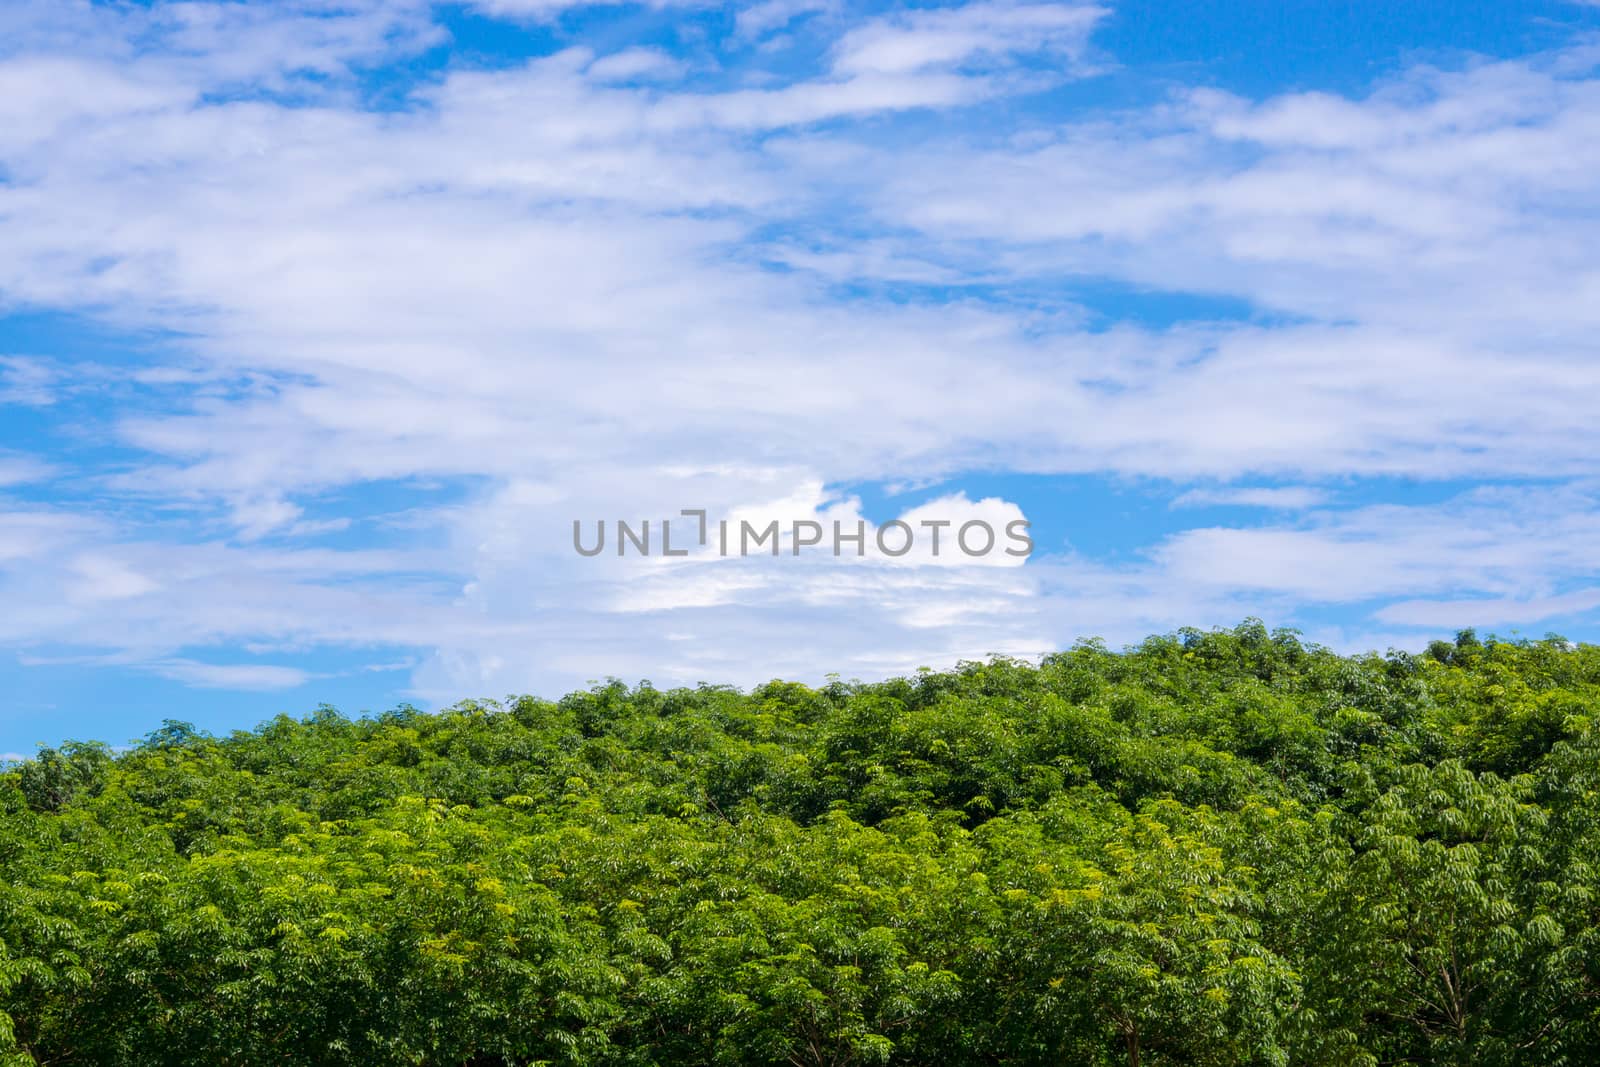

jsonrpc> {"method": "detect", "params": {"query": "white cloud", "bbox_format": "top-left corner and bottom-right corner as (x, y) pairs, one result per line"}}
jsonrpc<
(736, 0), (837, 40)
(831, 2), (1107, 77)
(0, 2), (1595, 702)
(0, 357), (59, 406)
(0, 0), (441, 90)
(1170, 486), (1330, 510)
(1374, 588), (1600, 629)
(66, 554), (161, 603)
(468, 0), (707, 20)
(229, 495), (305, 542)
(1153, 485), (1600, 604)
(587, 47), (689, 82)
(0, 453), (57, 487)
(151, 659), (313, 690)
(0, 510), (100, 565)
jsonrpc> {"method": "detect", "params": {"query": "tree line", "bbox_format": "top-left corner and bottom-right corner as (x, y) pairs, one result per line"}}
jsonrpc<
(4, 622), (1600, 1064)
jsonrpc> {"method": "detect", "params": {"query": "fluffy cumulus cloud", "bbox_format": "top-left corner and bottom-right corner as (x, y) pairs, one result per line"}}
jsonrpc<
(0, 0), (1597, 714)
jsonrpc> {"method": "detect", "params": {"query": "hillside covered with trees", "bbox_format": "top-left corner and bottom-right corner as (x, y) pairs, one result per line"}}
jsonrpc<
(4, 623), (1600, 1065)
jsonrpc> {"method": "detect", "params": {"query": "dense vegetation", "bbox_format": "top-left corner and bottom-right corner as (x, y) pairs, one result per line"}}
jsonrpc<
(4, 623), (1600, 1065)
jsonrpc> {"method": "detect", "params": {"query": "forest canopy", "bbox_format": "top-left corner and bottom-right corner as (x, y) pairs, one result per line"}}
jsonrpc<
(4, 622), (1600, 1065)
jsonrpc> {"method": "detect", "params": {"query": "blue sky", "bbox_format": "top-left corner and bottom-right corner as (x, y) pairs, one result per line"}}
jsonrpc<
(3, 0), (1600, 753)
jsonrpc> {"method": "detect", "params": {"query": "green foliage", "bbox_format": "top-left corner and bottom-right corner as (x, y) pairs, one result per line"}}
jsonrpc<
(3, 622), (1600, 1064)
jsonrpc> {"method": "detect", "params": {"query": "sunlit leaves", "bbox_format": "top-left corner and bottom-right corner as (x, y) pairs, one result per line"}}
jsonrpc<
(3, 626), (1600, 1063)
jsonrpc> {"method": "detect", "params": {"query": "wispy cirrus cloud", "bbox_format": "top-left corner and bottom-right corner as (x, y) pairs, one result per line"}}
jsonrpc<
(830, 1), (1107, 76)
(1170, 487), (1330, 510)
(149, 659), (315, 691)
(1376, 588), (1600, 629)
(0, 357), (60, 406)
(0, 453), (56, 488)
